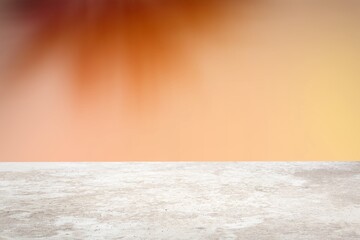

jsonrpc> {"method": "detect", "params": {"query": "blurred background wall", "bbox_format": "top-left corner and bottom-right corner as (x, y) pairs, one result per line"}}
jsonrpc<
(0, 0), (359, 161)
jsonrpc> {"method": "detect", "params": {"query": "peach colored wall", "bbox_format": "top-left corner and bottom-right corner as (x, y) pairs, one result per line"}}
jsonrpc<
(0, 1), (359, 161)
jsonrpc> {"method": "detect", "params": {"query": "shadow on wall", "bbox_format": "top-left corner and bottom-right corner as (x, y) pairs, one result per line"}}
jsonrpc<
(2, 0), (248, 104)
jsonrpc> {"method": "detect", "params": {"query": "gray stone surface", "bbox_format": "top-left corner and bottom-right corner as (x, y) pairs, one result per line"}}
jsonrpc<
(0, 162), (359, 239)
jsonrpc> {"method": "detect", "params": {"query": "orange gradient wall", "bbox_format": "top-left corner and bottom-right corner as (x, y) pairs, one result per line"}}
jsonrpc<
(0, 0), (359, 161)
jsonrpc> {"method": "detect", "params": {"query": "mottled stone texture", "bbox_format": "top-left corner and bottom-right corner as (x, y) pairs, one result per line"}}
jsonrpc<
(0, 163), (359, 239)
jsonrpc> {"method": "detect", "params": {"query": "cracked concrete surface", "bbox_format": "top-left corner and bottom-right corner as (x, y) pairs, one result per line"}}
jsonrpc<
(0, 162), (359, 239)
